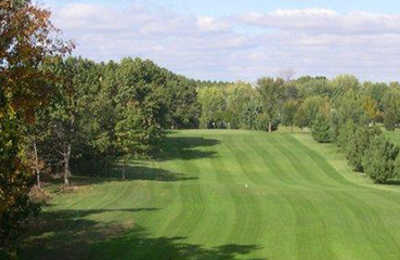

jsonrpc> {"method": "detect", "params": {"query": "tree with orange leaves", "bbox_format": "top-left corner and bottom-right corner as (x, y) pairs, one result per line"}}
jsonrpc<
(0, 0), (72, 257)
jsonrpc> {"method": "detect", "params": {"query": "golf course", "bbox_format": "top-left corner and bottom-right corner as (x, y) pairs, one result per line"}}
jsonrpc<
(20, 130), (400, 260)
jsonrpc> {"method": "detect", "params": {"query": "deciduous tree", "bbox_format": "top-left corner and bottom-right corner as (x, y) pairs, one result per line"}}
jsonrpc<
(0, 0), (71, 257)
(257, 78), (284, 132)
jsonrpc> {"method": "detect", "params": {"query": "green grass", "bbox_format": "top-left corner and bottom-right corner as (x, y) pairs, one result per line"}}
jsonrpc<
(21, 130), (400, 260)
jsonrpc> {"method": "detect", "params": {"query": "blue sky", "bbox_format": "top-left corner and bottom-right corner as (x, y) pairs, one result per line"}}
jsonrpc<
(48, 0), (400, 15)
(42, 0), (400, 82)
(163, 0), (400, 16)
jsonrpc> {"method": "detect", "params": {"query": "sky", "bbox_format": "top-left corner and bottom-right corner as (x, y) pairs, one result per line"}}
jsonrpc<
(39, 0), (400, 82)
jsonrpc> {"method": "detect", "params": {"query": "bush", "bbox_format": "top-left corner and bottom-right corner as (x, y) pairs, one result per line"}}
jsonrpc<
(337, 120), (356, 149)
(345, 126), (381, 172)
(311, 113), (332, 143)
(362, 136), (399, 184)
(384, 110), (397, 131)
(395, 155), (400, 179)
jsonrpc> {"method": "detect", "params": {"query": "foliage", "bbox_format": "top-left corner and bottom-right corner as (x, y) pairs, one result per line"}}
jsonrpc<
(3, 8), (400, 254)
(345, 126), (381, 172)
(281, 100), (299, 128)
(115, 58), (167, 155)
(225, 82), (257, 129)
(198, 86), (227, 129)
(39, 57), (100, 185)
(257, 77), (285, 132)
(32, 57), (201, 179)
(330, 74), (360, 100)
(296, 77), (331, 98)
(383, 89), (400, 131)
(0, 0), (71, 256)
(163, 76), (200, 129)
(362, 96), (380, 124)
(362, 136), (399, 184)
(384, 110), (397, 131)
(362, 81), (388, 113)
(4, 1), (400, 256)
(337, 120), (357, 150)
(394, 154), (400, 179)
(335, 90), (367, 127)
(197, 82), (262, 130)
(294, 96), (326, 129)
(311, 113), (332, 143)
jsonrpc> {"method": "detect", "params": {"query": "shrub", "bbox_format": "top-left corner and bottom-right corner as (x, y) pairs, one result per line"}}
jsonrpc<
(362, 136), (399, 184)
(395, 155), (400, 179)
(311, 113), (332, 143)
(346, 126), (381, 172)
(337, 120), (356, 149)
(384, 110), (397, 131)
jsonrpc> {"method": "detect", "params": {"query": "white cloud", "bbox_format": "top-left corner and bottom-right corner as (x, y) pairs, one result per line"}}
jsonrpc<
(46, 2), (400, 82)
(196, 16), (231, 32)
(240, 8), (400, 35)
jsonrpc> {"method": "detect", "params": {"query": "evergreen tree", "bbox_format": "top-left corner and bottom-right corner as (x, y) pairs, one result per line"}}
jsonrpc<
(384, 109), (397, 131)
(383, 89), (400, 131)
(394, 155), (400, 179)
(346, 126), (381, 172)
(311, 113), (331, 143)
(337, 120), (357, 150)
(362, 136), (399, 184)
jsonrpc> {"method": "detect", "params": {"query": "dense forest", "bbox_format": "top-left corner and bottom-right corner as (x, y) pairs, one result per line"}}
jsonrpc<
(3, 0), (400, 258)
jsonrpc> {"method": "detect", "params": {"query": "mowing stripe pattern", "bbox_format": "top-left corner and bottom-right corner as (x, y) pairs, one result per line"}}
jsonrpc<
(23, 130), (400, 260)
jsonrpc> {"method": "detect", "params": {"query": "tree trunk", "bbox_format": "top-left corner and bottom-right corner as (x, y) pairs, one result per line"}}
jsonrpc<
(33, 141), (40, 189)
(122, 158), (127, 180)
(268, 121), (272, 133)
(64, 144), (71, 186)
(122, 165), (126, 180)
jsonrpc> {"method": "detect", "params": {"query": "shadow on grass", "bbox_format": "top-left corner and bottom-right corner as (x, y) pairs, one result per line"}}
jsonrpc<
(159, 136), (220, 161)
(68, 136), (220, 183)
(91, 229), (263, 260)
(41, 166), (197, 189)
(109, 165), (198, 182)
(383, 179), (400, 186)
(21, 208), (264, 260)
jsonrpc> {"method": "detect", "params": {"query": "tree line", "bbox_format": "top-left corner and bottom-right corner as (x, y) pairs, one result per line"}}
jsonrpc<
(26, 61), (400, 190)
(198, 75), (400, 184)
(30, 56), (203, 185)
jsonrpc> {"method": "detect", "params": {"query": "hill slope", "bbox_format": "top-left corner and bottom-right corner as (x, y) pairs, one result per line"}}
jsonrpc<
(22, 130), (400, 260)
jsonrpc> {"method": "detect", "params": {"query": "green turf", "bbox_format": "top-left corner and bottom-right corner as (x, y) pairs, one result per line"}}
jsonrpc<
(21, 130), (400, 260)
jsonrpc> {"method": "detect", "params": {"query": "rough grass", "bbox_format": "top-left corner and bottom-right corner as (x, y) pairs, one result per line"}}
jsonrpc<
(20, 130), (400, 260)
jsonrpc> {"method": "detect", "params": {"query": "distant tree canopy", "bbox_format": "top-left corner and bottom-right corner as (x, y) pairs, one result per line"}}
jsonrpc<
(192, 73), (400, 185)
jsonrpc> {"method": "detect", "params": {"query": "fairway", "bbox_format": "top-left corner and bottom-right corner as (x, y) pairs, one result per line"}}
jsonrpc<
(22, 130), (400, 260)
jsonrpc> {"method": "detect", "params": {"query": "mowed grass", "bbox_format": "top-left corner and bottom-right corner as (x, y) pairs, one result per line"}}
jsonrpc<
(21, 130), (400, 260)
